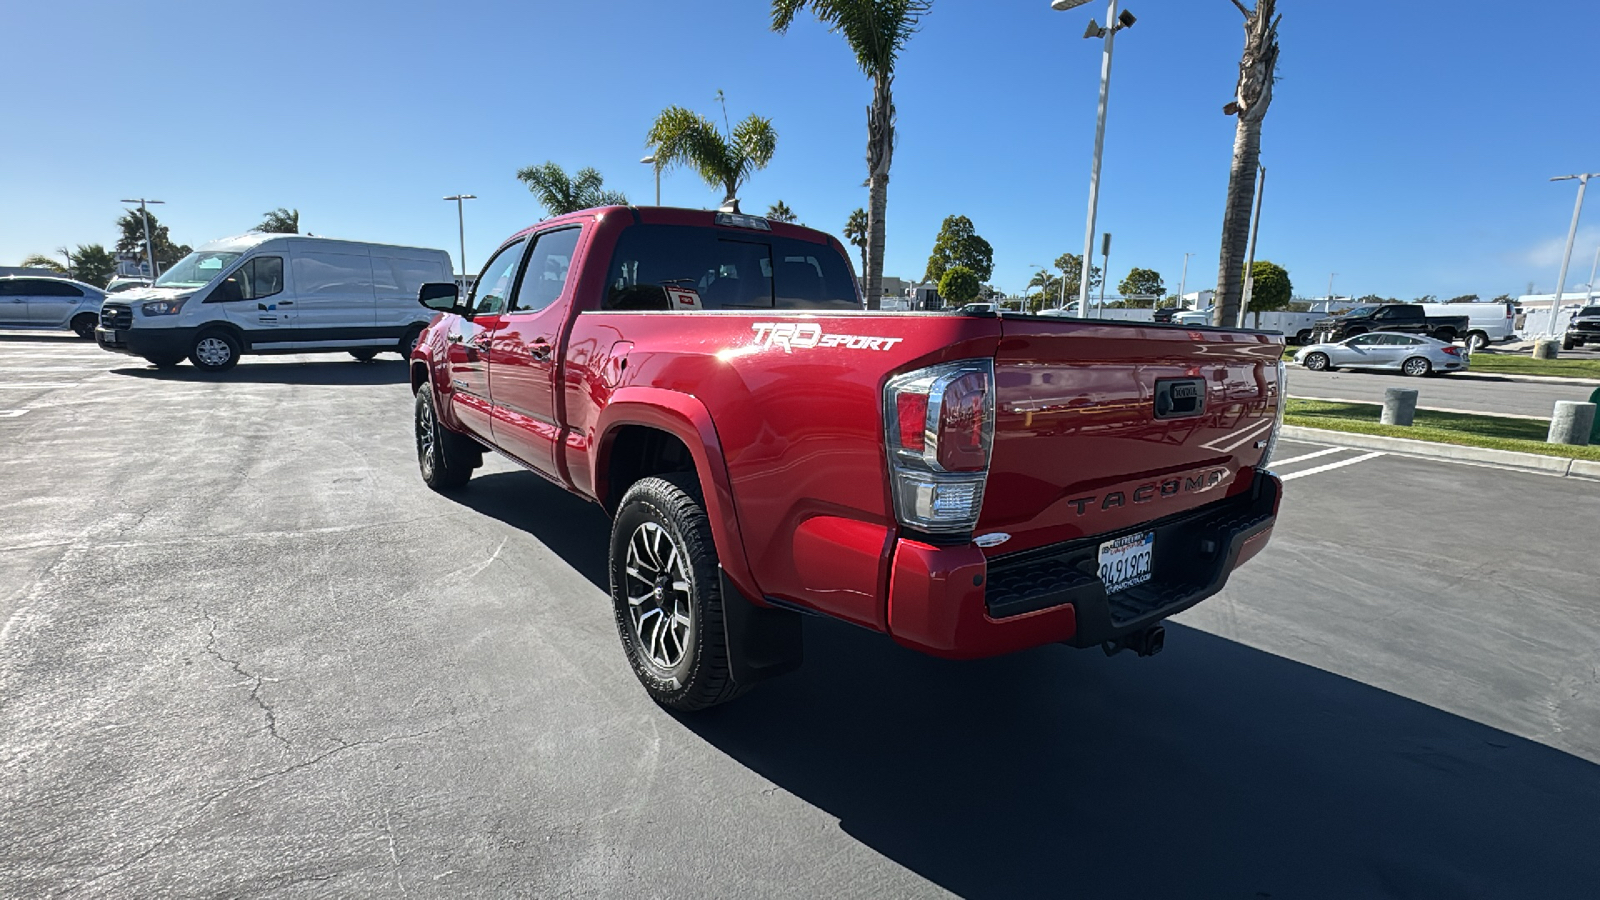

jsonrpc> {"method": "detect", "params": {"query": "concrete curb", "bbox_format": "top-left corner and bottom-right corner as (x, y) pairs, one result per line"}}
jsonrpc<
(1280, 425), (1599, 479)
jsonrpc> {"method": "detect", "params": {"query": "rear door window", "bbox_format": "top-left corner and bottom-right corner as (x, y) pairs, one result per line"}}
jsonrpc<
(513, 228), (582, 314)
(604, 224), (858, 311)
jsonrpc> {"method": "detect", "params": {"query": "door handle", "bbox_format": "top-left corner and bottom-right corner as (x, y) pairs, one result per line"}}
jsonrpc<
(277, 300), (294, 306)
(446, 332), (464, 343)
(528, 338), (551, 360)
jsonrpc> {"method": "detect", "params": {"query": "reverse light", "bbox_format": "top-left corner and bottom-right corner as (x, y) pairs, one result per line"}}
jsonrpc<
(140, 298), (188, 316)
(883, 360), (996, 534)
(1258, 361), (1287, 470)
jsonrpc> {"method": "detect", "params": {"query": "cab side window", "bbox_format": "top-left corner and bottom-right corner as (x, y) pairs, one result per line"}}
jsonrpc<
(470, 240), (527, 317)
(512, 228), (581, 314)
(220, 257), (285, 301)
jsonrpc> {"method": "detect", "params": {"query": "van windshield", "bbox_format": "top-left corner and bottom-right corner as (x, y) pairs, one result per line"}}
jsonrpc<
(154, 251), (243, 289)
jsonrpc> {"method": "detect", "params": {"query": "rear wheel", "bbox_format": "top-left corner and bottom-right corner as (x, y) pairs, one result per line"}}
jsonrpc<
(1304, 352), (1331, 372)
(1294, 329), (1313, 345)
(400, 324), (426, 357)
(1402, 356), (1432, 377)
(71, 313), (97, 339)
(1465, 331), (1489, 352)
(188, 330), (241, 373)
(414, 388), (477, 491)
(349, 349), (378, 362)
(609, 475), (746, 711)
(147, 355), (183, 369)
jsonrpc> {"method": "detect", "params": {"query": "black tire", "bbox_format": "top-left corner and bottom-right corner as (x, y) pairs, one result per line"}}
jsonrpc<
(414, 388), (478, 491)
(349, 349), (378, 362)
(1304, 352), (1331, 372)
(1294, 330), (1313, 345)
(188, 330), (241, 373)
(147, 355), (184, 369)
(1432, 329), (1456, 344)
(71, 313), (98, 339)
(1563, 337), (1576, 351)
(609, 475), (747, 711)
(400, 324), (426, 358)
(1402, 356), (1432, 377)
(1465, 331), (1489, 352)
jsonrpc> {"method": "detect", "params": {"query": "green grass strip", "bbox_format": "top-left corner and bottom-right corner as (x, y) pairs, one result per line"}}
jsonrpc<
(1465, 355), (1600, 379)
(1284, 399), (1600, 462)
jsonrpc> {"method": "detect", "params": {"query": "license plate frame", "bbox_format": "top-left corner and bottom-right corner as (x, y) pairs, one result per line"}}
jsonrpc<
(1097, 531), (1154, 594)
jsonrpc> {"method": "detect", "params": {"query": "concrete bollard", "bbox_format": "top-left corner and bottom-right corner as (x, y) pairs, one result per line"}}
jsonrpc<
(1548, 401), (1597, 446)
(1532, 340), (1560, 360)
(1382, 388), (1418, 426)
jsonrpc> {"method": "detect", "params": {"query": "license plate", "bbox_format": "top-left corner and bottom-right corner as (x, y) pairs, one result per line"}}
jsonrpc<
(99, 329), (118, 342)
(1098, 532), (1154, 594)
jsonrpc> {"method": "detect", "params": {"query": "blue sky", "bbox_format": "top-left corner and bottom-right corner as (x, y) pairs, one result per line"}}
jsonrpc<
(6, 0), (1599, 300)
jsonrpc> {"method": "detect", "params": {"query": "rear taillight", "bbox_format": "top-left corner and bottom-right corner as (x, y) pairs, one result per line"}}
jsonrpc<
(1258, 361), (1287, 470)
(1443, 346), (1461, 356)
(883, 360), (996, 534)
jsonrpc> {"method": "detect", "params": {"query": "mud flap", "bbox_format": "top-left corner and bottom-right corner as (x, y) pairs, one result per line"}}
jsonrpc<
(720, 567), (803, 686)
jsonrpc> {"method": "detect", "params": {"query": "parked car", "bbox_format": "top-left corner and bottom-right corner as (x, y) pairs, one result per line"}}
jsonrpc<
(409, 205), (1285, 710)
(1294, 332), (1468, 377)
(104, 277), (152, 294)
(1310, 303), (1471, 345)
(0, 276), (106, 338)
(1562, 306), (1600, 350)
(96, 233), (453, 371)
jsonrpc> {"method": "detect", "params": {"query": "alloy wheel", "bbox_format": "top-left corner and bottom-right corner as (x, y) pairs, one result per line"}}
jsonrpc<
(195, 337), (232, 368)
(623, 521), (693, 670)
(416, 394), (436, 479)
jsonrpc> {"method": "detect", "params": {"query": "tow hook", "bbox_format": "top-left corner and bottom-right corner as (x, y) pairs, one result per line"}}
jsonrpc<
(1102, 624), (1166, 658)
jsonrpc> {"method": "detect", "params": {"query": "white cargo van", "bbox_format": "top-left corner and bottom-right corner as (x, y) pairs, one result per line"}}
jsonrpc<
(95, 233), (452, 372)
(1412, 301), (1516, 350)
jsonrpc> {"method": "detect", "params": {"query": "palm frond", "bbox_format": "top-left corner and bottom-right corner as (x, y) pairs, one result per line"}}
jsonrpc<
(518, 161), (583, 215)
(648, 106), (736, 197)
(771, 0), (932, 76)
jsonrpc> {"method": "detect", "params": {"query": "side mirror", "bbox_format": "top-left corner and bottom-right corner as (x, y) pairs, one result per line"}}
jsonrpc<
(209, 277), (244, 304)
(418, 282), (461, 312)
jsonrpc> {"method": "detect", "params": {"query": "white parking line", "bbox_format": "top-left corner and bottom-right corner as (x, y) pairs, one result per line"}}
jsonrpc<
(0, 409), (28, 418)
(1280, 451), (1386, 481)
(1268, 447), (1345, 468)
(0, 383), (77, 389)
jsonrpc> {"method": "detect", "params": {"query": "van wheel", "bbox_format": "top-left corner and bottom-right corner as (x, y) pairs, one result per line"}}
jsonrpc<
(609, 475), (747, 711)
(414, 388), (477, 490)
(1294, 330), (1313, 345)
(349, 350), (378, 362)
(189, 331), (241, 373)
(1465, 331), (1489, 352)
(400, 325), (426, 357)
(71, 313), (98, 339)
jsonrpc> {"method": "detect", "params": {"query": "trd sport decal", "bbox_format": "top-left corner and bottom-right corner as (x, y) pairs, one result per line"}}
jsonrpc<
(750, 322), (905, 353)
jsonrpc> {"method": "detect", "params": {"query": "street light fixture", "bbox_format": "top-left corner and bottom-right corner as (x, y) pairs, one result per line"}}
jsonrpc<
(1547, 173), (1600, 336)
(443, 194), (476, 294)
(1052, 0), (1136, 319)
(120, 198), (164, 279)
(640, 156), (661, 206)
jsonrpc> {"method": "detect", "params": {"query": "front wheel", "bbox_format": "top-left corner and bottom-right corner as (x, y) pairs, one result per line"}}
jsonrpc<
(1402, 356), (1432, 377)
(188, 330), (241, 373)
(71, 313), (98, 339)
(609, 476), (747, 711)
(1304, 352), (1331, 372)
(414, 388), (478, 490)
(349, 349), (378, 362)
(1563, 337), (1576, 351)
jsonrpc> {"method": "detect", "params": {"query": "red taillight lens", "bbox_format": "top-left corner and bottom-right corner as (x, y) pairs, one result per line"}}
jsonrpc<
(896, 393), (929, 451)
(936, 371), (990, 471)
(1443, 346), (1460, 356)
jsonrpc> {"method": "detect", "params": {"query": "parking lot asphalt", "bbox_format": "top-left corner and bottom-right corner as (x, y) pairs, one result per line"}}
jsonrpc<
(1286, 364), (1599, 419)
(3, 334), (1598, 898)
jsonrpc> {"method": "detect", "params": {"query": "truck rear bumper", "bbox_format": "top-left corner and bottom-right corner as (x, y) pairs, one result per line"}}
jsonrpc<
(885, 470), (1282, 659)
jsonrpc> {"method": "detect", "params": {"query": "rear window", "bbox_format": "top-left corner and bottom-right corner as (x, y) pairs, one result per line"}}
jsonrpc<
(604, 224), (859, 311)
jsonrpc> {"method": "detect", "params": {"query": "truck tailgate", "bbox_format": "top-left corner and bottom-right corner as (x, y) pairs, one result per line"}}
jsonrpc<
(980, 319), (1283, 556)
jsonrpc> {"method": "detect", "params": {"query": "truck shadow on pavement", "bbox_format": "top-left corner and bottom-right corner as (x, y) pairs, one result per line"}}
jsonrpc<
(444, 469), (1597, 897)
(108, 359), (411, 386)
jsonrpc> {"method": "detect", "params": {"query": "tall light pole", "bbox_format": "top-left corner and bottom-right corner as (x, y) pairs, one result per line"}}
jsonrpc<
(1027, 263), (1051, 311)
(1052, 0), (1136, 319)
(1177, 251), (1193, 307)
(1327, 272), (1338, 307)
(1548, 173), (1599, 336)
(120, 198), (164, 279)
(443, 194), (476, 294)
(640, 156), (661, 206)
(1585, 243), (1600, 305)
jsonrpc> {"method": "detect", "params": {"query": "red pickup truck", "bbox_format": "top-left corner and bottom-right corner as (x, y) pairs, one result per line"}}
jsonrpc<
(410, 207), (1285, 710)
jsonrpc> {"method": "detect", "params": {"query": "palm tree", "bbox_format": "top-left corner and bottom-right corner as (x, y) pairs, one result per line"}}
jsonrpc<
(843, 208), (868, 278)
(772, 1), (934, 309)
(766, 200), (797, 223)
(71, 244), (117, 288)
(255, 208), (300, 234)
(646, 92), (777, 213)
(18, 254), (66, 274)
(1213, 0), (1280, 327)
(516, 162), (628, 217)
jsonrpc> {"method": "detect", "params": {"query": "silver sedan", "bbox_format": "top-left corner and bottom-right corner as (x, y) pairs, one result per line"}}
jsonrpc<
(1294, 332), (1469, 377)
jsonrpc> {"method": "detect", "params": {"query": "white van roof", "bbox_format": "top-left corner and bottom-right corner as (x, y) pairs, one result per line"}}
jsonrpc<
(197, 233), (449, 258)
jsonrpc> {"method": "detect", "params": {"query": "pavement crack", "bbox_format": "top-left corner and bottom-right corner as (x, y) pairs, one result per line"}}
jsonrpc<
(199, 605), (290, 750)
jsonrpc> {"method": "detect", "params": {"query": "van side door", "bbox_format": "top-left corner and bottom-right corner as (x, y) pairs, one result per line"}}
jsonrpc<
(486, 226), (583, 476)
(287, 247), (377, 347)
(213, 255), (291, 343)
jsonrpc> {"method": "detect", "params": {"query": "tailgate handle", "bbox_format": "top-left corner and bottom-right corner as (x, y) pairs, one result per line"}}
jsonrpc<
(1154, 378), (1206, 419)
